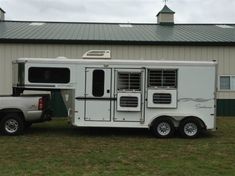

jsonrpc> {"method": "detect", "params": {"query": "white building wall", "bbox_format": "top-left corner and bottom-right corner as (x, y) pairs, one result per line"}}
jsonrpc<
(0, 43), (235, 99)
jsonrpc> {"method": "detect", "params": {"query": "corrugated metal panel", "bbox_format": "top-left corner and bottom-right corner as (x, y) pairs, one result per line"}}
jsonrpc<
(0, 21), (235, 44)
(50, 90), (68, 117)
(217, 99), (235, 116)
(0, 43), (234, 100)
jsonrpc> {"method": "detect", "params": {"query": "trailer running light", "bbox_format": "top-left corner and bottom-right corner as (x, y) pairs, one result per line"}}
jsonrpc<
(38, 97), (45, 110)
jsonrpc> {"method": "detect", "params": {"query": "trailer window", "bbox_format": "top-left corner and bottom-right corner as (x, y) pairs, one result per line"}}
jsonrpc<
(18, 63), (25, 85)
(28, 67), (70, 83)
(92, 70), (105, 97)
(148, 69), (177, 88)
(118, 72), (141, 91)
(153, 93), (171, 104)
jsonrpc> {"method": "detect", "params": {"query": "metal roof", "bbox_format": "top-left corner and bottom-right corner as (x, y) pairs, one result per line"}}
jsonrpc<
(0, 20), (235, 46)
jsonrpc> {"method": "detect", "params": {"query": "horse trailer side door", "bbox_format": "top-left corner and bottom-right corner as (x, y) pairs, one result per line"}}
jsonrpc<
(84, 68), (112, 121)
(114, 68), (145, 123)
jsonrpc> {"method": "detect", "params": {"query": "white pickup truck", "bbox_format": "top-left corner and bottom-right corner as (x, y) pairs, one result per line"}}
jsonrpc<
(0, 94), (52, 135)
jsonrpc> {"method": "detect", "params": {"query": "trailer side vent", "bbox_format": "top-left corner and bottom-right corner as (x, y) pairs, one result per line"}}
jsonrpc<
(118, 72), (141, 91)
(120, 96), (138, 107)
(148, 69), (177, 88)
(117, 93), (141, 111)
(153, 93), (171, 104)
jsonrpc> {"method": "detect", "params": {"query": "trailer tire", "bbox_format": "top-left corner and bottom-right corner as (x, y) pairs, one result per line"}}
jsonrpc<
(151, 117), (175, 138)
(0, 113), (24, 135)
(179, 118), (201, 138)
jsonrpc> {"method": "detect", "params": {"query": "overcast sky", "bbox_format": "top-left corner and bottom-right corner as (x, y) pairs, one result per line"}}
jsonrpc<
(0, 0), (235, 23)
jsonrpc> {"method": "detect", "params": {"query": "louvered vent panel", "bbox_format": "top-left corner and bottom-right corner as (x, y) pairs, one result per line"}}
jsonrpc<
(148, 69), (177, 88)
(118, 72), (141, 91)
(153, 93), (172, 104)
(120, 96), (138, 107)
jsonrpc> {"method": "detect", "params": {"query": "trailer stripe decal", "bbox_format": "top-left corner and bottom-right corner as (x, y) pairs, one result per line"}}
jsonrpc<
(76, 97), (117, 101)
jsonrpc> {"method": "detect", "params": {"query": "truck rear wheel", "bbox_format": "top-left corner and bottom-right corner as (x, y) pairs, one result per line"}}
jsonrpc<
(0, 113), (24, 135)
(179, 118), (201, 138)
(151, 117), (175, 138)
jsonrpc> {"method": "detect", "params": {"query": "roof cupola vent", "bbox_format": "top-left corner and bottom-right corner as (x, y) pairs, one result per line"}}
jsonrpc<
(0, 8), (5, 21)
(157, 5), (175, 25)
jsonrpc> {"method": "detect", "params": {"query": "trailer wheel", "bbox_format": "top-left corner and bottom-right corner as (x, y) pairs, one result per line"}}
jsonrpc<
(0, 113), (24, 135)
(179, 118), (201, 138)
(151, 117), (175, 138)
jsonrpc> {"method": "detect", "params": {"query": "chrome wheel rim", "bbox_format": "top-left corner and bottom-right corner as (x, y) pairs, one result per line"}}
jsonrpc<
(157, 122), (171, 136)
(5, 119), (19, 134)
(184, 123), (198, 136)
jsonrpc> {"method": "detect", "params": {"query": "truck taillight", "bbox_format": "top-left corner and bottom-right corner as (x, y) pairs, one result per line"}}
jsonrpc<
(38, 97), (45, 110)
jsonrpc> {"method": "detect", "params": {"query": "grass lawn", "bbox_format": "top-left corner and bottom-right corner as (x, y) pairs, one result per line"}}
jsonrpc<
(0, 117), (235, 176)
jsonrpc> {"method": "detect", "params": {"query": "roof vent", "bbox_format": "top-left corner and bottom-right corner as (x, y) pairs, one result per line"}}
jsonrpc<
(216, 25), (234, 29)
(56, 56), (67, 59)
(119, 24), (133, 28)
(157, 5), (175, 25)
(29, 22), (45, 26)
(82, 50), (111, 59)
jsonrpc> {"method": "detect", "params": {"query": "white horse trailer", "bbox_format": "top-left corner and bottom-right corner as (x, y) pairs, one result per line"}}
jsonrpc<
(13, 54), (217, 138)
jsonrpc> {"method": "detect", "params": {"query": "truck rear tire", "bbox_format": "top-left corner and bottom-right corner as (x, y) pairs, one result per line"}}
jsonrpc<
(0, 113), (24, 135)
(151, 117), (175, 138)
(179, 118), (201, 138)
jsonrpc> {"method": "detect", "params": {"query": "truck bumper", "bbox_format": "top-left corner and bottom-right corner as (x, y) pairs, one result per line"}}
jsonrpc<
(25, 109), (52, 122)
(41, 109), (52, 121)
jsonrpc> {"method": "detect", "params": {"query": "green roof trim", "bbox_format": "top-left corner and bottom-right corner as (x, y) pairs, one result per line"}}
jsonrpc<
(0, 39), (234, 46)
(0, 8), (5, 13)
(157, 5), (175, 16)
(0, 21), (235, 46)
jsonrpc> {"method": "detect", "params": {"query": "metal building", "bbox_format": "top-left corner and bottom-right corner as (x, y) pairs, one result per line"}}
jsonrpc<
(0, 5), (235, 116)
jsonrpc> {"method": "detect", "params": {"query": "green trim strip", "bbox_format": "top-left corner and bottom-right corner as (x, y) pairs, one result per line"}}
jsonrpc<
(0, 39), (235, 46)
(217, 99), (235, 116)
(50, 90), (68, 117)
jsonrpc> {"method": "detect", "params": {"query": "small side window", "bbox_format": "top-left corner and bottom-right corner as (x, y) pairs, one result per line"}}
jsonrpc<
(92, 70), (105, 97)
(18, 63), (25, 85)
(220, 76), (230, 90)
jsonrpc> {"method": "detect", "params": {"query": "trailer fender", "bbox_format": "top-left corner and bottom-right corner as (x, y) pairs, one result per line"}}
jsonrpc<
(149, 115), (177, 129)
(148, 114), (206, 129)
(180, 116), (207, 130)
